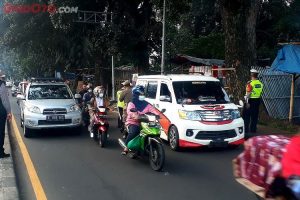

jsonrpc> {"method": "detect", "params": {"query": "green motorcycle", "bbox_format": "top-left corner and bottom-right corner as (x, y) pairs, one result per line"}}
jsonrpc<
(118, 109), (165, 171)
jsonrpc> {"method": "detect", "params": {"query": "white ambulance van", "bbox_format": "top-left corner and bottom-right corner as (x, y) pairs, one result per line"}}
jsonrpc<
(135, 74), (244, 151)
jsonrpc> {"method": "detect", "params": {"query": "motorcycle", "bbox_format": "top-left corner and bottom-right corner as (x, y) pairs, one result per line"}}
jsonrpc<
(91, 106), (109, 147)
(118, 109), (165, 171)
(82, 103), (90, 127)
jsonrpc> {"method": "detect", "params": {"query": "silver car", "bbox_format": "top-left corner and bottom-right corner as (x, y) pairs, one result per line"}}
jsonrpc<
(17, 80), (82, 137)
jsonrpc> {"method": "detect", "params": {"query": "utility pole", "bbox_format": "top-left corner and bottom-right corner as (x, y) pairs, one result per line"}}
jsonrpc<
(75, 10), (116, 100)
(160, 0), (166, 75)
(111, 56), (115, 100)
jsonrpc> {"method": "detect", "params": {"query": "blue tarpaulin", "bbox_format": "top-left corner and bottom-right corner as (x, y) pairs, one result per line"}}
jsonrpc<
(270, 44), (300, 122)
(271, 44), (300, 74)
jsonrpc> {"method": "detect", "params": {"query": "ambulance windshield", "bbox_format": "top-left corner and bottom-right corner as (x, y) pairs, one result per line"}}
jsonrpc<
(173, 81), (230, 104)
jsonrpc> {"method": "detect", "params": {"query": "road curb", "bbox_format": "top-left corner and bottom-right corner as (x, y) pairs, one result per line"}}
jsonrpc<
(0, 121), (20, 200)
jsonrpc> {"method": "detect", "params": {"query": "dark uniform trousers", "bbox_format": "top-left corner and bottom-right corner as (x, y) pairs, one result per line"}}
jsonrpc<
(0, 102), (7, 154)
(117, 107), (123, 128)
(243, 98), (261, 134)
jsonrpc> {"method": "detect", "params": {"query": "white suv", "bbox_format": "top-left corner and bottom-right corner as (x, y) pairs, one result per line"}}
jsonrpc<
(17, 78), (82, 137)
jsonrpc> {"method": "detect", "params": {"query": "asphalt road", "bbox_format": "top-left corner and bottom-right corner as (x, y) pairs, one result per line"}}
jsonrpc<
(9, 96), (256, 200)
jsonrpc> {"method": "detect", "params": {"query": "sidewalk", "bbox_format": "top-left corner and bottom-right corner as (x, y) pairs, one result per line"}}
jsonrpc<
(256, 124), (297, 136)
(0, 122), (19, 200)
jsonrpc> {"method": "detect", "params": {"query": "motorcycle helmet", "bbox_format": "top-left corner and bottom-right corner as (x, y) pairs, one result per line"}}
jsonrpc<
(94, 86), (104, 97)
(132, 85), (145, 95)
(93, 87), (100, 96)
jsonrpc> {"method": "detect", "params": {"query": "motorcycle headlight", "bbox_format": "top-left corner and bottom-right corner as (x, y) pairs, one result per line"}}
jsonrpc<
(98, 107), (106, 112)
(230, 109), (241, 119)
(178, 110), (202, 121)
(70, 104), (80, 112)
(148, 115), (156, 122)
(27, 106), (41, 114)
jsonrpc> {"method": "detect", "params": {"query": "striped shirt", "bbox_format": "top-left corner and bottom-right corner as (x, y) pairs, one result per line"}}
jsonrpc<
(0, 81), (11, 113)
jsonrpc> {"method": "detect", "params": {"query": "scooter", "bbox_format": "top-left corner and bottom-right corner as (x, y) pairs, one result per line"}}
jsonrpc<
(91, 106), (109, 147)
(118, 109), (165, 171)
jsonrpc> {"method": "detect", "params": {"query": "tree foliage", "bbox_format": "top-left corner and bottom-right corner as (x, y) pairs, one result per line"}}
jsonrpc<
(0, 0), (299, 98)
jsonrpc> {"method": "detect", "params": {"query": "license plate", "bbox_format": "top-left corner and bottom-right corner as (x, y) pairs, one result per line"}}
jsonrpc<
(209, 140), (228, 148)
(46, 115), (65, 121)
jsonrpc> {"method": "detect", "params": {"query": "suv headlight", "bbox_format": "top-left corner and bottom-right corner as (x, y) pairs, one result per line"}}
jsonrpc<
(70, 104), (80, 112)
(178, 110), (202, 121)
(230, 109), (241, 119)
(26, 106), (41, 114)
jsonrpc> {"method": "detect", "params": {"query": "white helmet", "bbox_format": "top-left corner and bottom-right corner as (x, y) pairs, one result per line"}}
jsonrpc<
(250, 69), (259, 73)
(93, 86), (104, 97)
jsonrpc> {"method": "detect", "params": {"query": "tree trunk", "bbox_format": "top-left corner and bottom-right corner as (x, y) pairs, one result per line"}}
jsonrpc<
(94, 59), (101, 86)
(221, 0), (261, 102)
(135, 41), (150, 74)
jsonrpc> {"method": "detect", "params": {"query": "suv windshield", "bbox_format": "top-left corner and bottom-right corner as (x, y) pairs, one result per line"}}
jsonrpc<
(173, 81), (230, 104)
(28, 85), (72, 100)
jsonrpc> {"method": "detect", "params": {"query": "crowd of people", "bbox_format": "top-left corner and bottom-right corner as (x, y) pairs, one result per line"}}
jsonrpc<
(77, 79), (157, 155)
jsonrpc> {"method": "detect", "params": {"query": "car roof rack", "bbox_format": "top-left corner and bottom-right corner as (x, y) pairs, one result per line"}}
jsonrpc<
(30, 77), (64, 83)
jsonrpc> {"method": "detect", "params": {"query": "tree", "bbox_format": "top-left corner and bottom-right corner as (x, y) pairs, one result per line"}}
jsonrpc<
(220, 0), (262, 101)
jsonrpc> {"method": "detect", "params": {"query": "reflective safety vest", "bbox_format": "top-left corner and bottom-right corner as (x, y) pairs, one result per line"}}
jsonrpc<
(248, 79), (263, 98)
(117, 90), (125, 108)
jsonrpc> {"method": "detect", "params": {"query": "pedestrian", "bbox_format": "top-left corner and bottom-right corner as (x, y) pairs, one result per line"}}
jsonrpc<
(243, 69), (264, 137)
(82, 87), (94, 127)
(79, 83), (87, 96)
(119, 80), (132, 109)
(119, 80), (132, 137)
(78, 83), (87, 104)
(116, 84), (125, 128)
(0, 71), (11, 158)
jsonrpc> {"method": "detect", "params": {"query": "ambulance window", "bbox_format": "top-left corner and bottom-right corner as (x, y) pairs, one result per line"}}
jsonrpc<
(146, 81), (157, 99)
(160, 83), (172, 102)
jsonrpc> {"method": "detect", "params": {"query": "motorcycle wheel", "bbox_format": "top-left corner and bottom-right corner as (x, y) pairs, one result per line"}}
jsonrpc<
(93, 131), (98, 141)
(98, 131), (107, 148)
(149, 141), (165, 171)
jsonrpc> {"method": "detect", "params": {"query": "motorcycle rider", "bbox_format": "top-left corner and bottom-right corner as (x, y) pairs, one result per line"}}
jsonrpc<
(89, 86), (109, 138)
(122, 85), (156, 155)
(83, 87), (93, 104)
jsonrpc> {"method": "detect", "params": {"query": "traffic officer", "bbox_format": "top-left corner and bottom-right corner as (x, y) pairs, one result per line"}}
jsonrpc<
(116, 84), (125, 129)
(119, 80), (132, 138)
(0, 71), (11, 158)
(243, 69), (264, 137)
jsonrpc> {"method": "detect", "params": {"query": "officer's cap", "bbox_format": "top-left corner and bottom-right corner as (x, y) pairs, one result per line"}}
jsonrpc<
(250, 69), (259, 74)
(121, 80), (130, 86)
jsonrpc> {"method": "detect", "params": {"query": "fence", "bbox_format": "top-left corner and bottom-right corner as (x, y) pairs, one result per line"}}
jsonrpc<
(255, 67), (300, 119)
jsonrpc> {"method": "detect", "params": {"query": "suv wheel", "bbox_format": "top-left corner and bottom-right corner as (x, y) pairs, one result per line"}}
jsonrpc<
(168, 126), (180, 151)
(73, 127), (82, 135)
(20, 114), (24, 128)
(24, 127), (32, 138)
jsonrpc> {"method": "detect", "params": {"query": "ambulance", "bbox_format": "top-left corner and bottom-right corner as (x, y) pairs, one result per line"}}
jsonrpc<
(135, 74), (244, 151)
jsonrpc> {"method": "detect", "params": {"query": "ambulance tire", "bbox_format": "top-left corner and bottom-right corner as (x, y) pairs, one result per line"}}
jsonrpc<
(168, 125), (180, 151)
